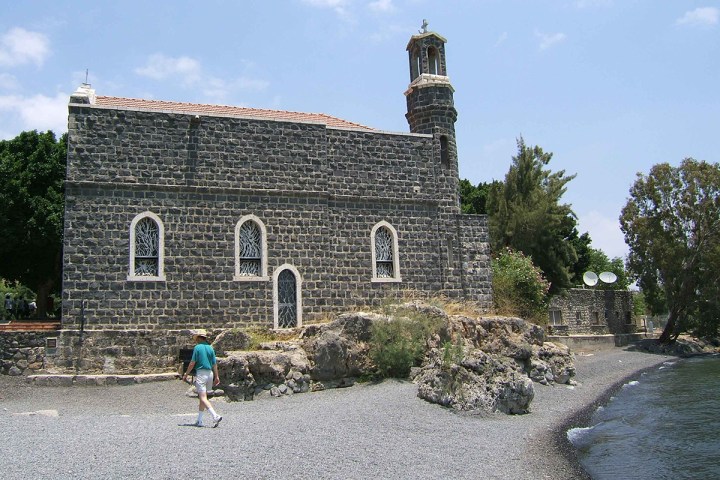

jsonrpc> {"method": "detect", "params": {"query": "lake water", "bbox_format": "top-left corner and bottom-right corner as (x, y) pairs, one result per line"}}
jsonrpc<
(568, 354), (720, 480)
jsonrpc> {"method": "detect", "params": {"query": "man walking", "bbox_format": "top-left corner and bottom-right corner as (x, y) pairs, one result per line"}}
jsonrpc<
(182, 329), (223, 428)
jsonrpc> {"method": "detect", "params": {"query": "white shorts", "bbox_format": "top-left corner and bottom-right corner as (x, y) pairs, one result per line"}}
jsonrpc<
(194, 369), (214, 393)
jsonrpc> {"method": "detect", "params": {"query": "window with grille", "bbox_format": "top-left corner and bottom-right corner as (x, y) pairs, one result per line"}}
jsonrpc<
(234, 215), (268, 281)
(238, 221), (261, 276)
(134, 217), (159, 276)
(128, 212), (165, 281)
(273, 264), (302, 329)
(371, 222), (401, 282)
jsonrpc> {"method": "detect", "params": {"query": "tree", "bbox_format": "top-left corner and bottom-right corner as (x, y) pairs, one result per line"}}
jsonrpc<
(0, 130), (67, 318)
(487, 137), (578, 293)
(459, 179), (499, 214)
(620, 158), (720, 343)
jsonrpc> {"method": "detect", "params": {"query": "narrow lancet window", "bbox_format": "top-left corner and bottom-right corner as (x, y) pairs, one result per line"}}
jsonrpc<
(239, 221), (262, 276)
(371, 221), (401, 282)
(128, 211), (165, 281)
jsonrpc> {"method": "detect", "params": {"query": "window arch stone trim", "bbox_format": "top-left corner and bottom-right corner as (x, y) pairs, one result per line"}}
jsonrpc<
(371, 221), (401, 283)
(234, 214), (269, 281)
(272, 264), (303, 330)
(127, 211), (166, 282)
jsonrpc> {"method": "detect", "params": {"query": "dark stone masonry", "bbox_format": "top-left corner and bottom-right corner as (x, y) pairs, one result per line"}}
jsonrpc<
(50, 28), (494, 373)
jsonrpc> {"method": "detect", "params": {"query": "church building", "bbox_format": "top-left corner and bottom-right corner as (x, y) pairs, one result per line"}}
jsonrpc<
(58, 26), (492, 372)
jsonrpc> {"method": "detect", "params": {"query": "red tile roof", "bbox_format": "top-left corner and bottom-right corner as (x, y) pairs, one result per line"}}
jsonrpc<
(94, 96), (376, 131)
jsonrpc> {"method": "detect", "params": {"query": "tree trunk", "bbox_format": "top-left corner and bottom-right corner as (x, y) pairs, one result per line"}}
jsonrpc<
(35, 279), (54, 319)
(658, 319), (675, 344)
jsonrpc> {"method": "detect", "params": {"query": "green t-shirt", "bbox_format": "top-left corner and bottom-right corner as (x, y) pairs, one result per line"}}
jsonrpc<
(191, 342), (216, 371)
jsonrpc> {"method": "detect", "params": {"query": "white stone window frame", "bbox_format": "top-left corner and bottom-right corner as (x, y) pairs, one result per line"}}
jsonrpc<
(272, 263), (303, 330)
(127, 211), (166, 282)
(371, 221), (401, 283)
(234, 214), (269, 282)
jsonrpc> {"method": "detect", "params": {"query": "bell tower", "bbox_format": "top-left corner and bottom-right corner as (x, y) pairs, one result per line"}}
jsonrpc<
(405, 20), (459, 210)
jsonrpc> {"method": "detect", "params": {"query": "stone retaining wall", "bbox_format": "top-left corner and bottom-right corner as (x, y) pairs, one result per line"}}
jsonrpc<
(0, 331), (57, 376)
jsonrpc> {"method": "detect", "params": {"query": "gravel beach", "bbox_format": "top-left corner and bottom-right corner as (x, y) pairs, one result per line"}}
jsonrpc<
(0, 347), (673, 480)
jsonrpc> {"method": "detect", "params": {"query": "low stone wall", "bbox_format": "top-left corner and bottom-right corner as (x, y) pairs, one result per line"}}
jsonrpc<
(0, 331), (57, 376)
(548, 333), (652, 352)
(44, 329), (203, 374)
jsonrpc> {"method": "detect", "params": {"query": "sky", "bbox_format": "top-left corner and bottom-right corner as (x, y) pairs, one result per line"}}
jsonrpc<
(1, 0), (718, 260)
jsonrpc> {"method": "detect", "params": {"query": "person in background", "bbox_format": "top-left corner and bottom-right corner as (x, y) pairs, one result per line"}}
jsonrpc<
(3, 293), (13, 321)
(182, 329), (223, 428)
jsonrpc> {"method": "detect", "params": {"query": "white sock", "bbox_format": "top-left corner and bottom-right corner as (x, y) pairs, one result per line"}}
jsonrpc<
(196, 412), (204, 425)
(207, 406), (219, 420)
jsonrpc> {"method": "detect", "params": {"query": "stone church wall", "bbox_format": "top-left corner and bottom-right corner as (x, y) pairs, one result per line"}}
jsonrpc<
(63, 105), (491, 342)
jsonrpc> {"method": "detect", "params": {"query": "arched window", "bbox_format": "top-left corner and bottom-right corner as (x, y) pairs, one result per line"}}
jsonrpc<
(371, 221), (401, 282)
(234, 214), (268, 281)
(428, 47), (439, 75)
(273, 264), (302, 329)
(128, 211), (165, 281)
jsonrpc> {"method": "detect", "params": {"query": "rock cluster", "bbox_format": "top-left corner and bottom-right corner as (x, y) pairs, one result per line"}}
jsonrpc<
(215, 303), (576, 415)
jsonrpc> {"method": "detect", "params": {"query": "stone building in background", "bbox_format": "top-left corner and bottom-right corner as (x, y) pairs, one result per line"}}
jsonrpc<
(53, 27), (493, 373)
(548, 288), (636, 336)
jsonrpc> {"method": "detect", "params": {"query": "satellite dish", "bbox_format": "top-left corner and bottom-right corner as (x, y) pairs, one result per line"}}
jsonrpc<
(599, 271), (618, 284)
(583, 271), (598, 287)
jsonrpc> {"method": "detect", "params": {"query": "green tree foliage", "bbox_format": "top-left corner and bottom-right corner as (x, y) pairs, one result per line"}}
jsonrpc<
(581, 248), (630, 290)
(0, 130), (67, 318)
(487, 138), (578, 293)
(492, 248), (550, 324)
(459, 179), (499, 214)
(620, 158), (720, 342)
(568, 230), (592, 285)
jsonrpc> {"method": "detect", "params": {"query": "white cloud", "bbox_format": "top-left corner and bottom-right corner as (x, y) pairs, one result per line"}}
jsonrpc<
(494, 32), (508, 48)
(0, 27), (51, 67)
(135, 54), (268, 102)
(676, 7), (719, 27)
(135, 54), (202, 84)
(575, 0), (613, 8)
(0, 92), (68, 137)
(369, 0), (396, 13)
(301, 0), (351, 18)
(578, 210), (628, 259)
(535, 30), (567, 51)
(0, 73), (19, 90)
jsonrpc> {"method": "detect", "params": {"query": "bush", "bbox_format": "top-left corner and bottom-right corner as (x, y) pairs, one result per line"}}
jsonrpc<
(492, 248), (550, 324)
(369, 308), (444, 378)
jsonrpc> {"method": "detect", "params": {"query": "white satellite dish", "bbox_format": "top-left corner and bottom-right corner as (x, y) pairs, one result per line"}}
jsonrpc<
(583, 271), (598, 287)
(599, 271), (618, 284)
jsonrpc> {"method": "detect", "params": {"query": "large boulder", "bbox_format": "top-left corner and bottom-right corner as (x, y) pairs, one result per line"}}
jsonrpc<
(217, 344), (311, 400)
(211, 329), (252, 356)
(301, 313), (378, 383)
(415, 348), (534, 414)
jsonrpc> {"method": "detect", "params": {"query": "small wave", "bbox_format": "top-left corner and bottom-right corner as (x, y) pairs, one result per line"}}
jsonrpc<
(567, 426), (595, 448)
(622, 380), (640, 388)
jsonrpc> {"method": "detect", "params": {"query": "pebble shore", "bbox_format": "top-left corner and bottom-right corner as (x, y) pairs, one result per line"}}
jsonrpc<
(0, 347), (673, 479)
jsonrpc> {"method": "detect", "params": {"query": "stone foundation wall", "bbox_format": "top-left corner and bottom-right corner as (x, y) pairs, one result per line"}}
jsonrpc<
(44, 329), (201, 374)
(0, 331), (57, 376)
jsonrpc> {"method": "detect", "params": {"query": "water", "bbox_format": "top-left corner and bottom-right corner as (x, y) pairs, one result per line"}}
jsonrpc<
(568, 355), (720, 480)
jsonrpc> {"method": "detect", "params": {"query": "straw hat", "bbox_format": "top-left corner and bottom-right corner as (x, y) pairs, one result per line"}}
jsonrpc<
(191, 329), (208, 340)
